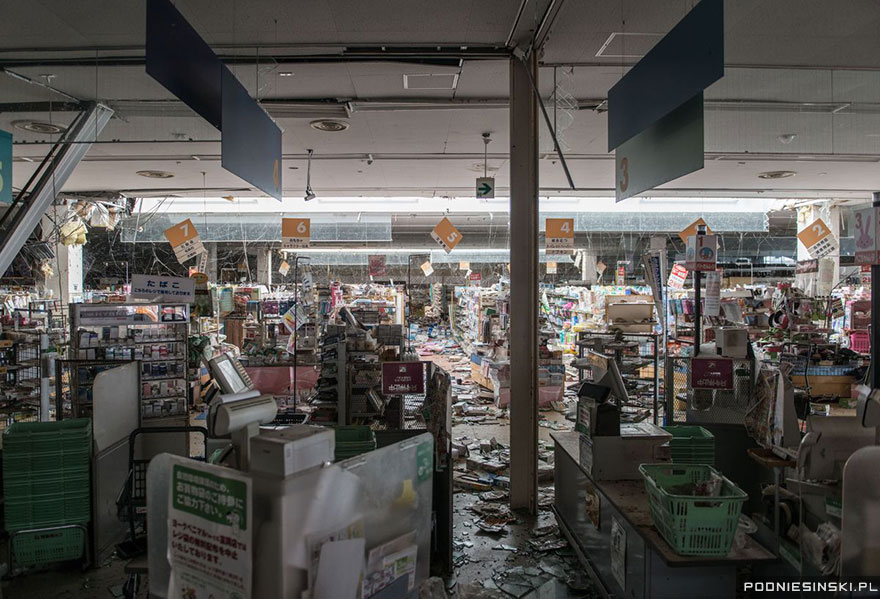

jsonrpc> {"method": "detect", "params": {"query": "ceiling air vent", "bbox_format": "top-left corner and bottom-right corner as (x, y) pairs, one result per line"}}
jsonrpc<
(403, 73), (459, 90)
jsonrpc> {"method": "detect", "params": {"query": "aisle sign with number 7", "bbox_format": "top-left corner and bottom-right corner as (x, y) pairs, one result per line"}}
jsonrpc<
(546, 218), (575, 254)
(797, 218), (837, 259)
(163, 218), (205, 264)
(431, 217), (462, 253)
(282, 217), (310, 249)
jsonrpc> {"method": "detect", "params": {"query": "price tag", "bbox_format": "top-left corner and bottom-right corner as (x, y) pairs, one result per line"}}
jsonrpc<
(797, 218), (837, 259)
(546, 218), (574, 254)
(0, 340), (13, 349)
(685, 234), (717, 272)
(420, 261), (434, 276)
(459, 261), (469, 270)
(197, 251), (208, 275)
(430, 217), (462, 253)
(691, 357), (734, 390)
(546, 261), (557, 274)
(278, 260), (290, 276)
(468, 272), (482, 286)
(282, 218), (311, 249)
(668, 264), (688, 289)
(854, 208), (879, 265)
(164, 219), (205, 264)
(615, 266), (626, 285)
(679, 218), (712, 244)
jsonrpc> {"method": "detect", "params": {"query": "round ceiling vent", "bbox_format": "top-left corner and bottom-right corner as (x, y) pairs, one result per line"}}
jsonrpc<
(12, 120), (68, 135)
(310, 119), (349, 132)
(757, 170), (796, 180)
(136, 170), (175, 179)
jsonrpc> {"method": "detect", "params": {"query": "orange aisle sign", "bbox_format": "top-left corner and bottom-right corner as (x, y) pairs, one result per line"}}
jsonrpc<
(679, 218), (712, 244)
(546, 218), (574, 254)
(431, 217), (462, 253)
(797, 218), (837, 259)
(163, 218), (205, 264)
(282, 218), (310, 249)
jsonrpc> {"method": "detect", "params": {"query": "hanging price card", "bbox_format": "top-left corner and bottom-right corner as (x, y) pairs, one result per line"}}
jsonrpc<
(546, 261), (557, 274)
(278, 260), (290, 276)
(282, 217), (311, 249)
(430, 217), (462, 253)
(546, 218), (575, 254)
(668, 263), (688, 289)
(420, 261), (434, 276)
(164, 219), (205, 264)
(797, 218), (837, 259)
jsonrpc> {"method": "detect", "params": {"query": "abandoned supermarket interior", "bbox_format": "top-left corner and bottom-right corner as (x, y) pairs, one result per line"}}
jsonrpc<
(3, 0), (880, 597)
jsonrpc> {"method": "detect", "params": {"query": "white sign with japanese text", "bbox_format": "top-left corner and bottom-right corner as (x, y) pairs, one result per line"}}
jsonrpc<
(130, 274), (195, 303)
(168, 458), (252, 599)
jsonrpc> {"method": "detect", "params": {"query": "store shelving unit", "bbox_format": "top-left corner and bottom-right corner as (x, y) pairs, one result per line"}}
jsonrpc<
(68, 303), (189, 426)
(577, 330), (662, 423)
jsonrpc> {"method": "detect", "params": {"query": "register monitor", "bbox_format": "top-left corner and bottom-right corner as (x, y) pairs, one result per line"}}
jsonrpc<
(209, 352), (254, 395)
(581, 351), (628, 404)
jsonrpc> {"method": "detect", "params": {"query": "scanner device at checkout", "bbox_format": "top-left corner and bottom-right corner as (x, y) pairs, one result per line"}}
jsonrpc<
(207, 389), (279, 470)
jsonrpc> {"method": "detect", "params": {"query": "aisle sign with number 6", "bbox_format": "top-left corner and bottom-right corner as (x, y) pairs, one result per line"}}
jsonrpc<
(546, 218), (575, 254)
(431, 217), (462, 253)
(797, 218), (837, 259)
(282, 217), (311, 249)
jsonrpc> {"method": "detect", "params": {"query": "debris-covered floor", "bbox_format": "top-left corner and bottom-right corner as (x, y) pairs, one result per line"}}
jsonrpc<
(416, 324), (597, 599)
(2, 325), (594, 599)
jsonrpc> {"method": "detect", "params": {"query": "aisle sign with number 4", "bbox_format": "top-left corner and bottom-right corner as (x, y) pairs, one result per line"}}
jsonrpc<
(431, 217), (462, 253)
(164, 219), (205, 264)
(282, 218), (310, 249)
(546, 218), (575, 254)
(854, 208), (880, 265)
(797, 218), (837, 259)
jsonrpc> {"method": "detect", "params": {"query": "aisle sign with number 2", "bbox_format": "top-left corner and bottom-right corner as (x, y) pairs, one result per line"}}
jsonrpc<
(431, 217), (462, 253)
(797, 218), (837, 259)
(546, 218), (574, 254)
(163, 219), (205, 264)
(282, 218), (310, 249)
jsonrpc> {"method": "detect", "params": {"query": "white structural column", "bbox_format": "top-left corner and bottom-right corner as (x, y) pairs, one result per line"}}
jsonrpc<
(256, 248), (272, 286)
(41, 206), (83, 305)
(509, 53), (539, 513)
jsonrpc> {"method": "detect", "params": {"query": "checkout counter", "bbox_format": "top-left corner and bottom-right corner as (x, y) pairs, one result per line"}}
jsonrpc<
(555, 351), (776, 598)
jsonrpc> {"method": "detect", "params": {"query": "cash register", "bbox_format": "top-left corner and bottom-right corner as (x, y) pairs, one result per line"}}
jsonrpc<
(576, 351), (671, 480)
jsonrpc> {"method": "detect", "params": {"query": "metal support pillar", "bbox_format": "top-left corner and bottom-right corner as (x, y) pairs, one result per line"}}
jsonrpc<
(509, 53), (539, 513)
(0, 103), (113, 277)
(871, 193), (880, 390)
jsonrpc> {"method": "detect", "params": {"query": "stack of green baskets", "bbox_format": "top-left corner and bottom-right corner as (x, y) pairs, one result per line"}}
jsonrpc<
(335, 426), (377, 461)
(3, 419), (92, 566)
(639, 463), (747, 557)
(663, 425), (715, 466)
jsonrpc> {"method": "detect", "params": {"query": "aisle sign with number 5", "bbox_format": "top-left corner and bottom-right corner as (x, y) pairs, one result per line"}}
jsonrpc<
(431, 217), (462, 253)
(164, 218), (205, 264)
(282, 217), (310, 249)
(797, 218), (837, 259)
(546, 218), (575, 254)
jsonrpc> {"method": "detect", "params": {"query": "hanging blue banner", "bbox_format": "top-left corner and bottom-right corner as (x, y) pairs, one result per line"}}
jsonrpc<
(607, 0), (723, 151)
(146, 0), (223, 129)
(0, 129), (11, 204)
(221, 67), (283, 201)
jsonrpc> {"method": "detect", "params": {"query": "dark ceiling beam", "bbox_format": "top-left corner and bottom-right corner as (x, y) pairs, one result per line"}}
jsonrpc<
(0, 46), (509, 69)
